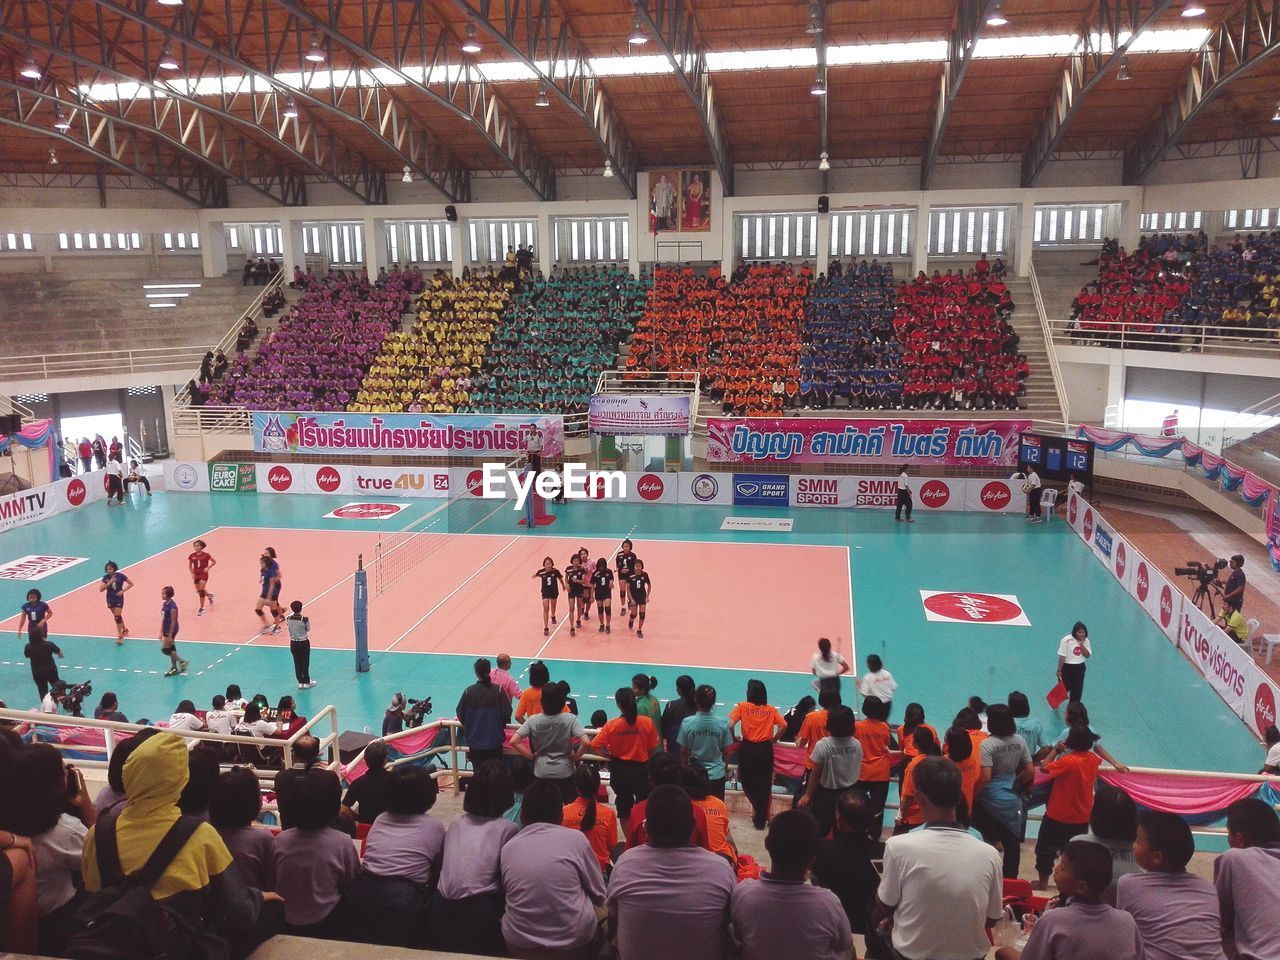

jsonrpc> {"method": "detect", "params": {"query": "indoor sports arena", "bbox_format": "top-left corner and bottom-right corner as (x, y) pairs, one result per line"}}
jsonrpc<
(1, 2), (1280, 958)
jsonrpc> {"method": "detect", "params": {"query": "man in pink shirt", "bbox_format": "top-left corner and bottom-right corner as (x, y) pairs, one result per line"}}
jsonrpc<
(490, 653), (522, 700)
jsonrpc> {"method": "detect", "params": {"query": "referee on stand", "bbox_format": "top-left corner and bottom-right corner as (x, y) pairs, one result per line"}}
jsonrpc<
(525, 426), (543, 475)
(895, 464), (914, 523)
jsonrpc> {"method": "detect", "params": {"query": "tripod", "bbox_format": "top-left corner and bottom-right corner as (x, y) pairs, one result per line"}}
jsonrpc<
(1190, 577), (1221, 618)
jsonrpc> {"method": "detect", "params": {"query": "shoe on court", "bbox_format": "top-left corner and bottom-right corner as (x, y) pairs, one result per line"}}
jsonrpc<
(197, 608), (204, 617)
(628, 619), (635, 630)
(551, 615), (557, 624)
(298, 683), (306, 689)
(208, 593), (215, 606)
(544, 627), (549, 637)
(606, 625), (612, 634)
(637, 629), (644, 638)
(164, 667), (179, 677)
(598, 624), (605, 633)
(179, 660), (190, 674)
(271, 625), (281, 635)
(306, 680), (317, 688)
(570, 628), (576, 636)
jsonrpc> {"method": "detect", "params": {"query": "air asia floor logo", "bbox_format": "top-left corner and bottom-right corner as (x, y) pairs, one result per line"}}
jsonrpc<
(65, 479), (86, 506)
(920, 590), (1031, 626)
(477, 464), (625, 511)
(920, 480), (950, 508)
(324, 502), (408, 520)
(0, 555), (89, 580)
(978, 481), (1011, 511)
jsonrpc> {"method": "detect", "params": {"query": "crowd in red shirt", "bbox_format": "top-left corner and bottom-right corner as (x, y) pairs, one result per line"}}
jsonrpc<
(1069, 239), (1190, 345)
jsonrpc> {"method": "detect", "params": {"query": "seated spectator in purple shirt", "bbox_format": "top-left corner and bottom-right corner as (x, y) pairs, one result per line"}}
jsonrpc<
(429, 760), (519, 956)
(210, 767), (273, 890)
(1117, 811), (1227, 960)
(1215, 798), (1280, 960)
(607, 784), (736, 960)
(269, 768), (359, 938)
(338, 765), (443, 948)
(500, 779), (606, 960)
(731, 809), (852, 960)
(994, 839), (1141, 960)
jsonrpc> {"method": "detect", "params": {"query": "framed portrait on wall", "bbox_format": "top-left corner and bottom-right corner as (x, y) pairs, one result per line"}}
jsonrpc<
(648, 171), (680, 233)
(681, 170), (711, 231)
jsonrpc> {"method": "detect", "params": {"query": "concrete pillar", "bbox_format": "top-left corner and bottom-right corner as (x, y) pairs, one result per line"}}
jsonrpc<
(200, 222), (229, 278)
(1119, 199), (1142, 255)
(280, 219), (306, 276)
(815, 210), (831, 276)
(450, 218), (467, 278)
(1105, 355), (1126, 427)
(536, 211), (552, 276)
(720, 204), (733, 276)
(363, 218), (388, 277)
(1014, 197), (1036, 277)
(628, 214), (640, 279)
(912, 202), (931, 276)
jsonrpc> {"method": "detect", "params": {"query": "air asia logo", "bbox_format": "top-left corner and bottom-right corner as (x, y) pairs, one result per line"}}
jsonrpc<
(1255, 684), (1277, 737)
(1083, 509), (1095, 542)
(920, 480), (950, 508)
(636, 474), (665, 501)
(690, 474), (720, 503)
(1159, 584), (1174, 628)
(1184, 613), (1247, 697)
(315, 467), (341, 493)
(1135, 561), (1150, 602)
(65, 479), (86, 507)
(979, 481), (1011, 511)
(1115, 542), (1127, 580)
(326, 502), (407, 520)
(796, 477), (839, 506)
(1068, 494), (1078, 526)
(171, 464), (199, 490)
(466, 469), (485, 497)
(921, 591), (1028, 624)
(855, 478), (897, 508)
(267, 466), (294, 492)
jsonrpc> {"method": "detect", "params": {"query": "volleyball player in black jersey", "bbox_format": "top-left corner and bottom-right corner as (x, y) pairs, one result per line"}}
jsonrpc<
(565, 554), (586, 636)
(576, 546), (594, 621)
(615, 539), (637, 616)
(591, 558), (614, 634)
(532, 557), (564, 636)
(627, 559), (652, 638)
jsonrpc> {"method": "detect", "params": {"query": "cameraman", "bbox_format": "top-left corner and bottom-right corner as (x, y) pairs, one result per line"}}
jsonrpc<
(23, 633), (64, 704)
(1223, 555), (1247, 613)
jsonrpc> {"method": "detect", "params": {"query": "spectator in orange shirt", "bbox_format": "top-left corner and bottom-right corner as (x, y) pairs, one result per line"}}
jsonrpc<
(796, 688), (842, 770)
(944, 725), (978, 821)
(1035, 725), (1102, 889)
(856, 697), (894, 839)
(562, 766), (618, 874)
(592, 689), (659, 824)
(681, 766), (738, 868)
(894, 727), (942, 834)
(729, 679), (788, 830)
(513, 661), (550, 723)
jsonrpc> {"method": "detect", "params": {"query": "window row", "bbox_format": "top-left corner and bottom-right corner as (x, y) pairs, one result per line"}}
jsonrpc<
(1223, 208), (1280, 231)
(1032, 205), (1110, 246)
(56, 232), (143, 252)
(1138, 210), (1203, 232)
(0, 232), (34, 253)
(553, 217), (629, 263)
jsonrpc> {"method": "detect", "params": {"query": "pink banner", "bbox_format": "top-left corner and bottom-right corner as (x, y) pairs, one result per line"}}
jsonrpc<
(707, 418), (1030, 466)
(1099, 770), (1263, 816)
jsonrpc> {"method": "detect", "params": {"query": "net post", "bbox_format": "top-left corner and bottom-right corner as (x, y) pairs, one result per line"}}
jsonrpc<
(354, 554), (370, 673)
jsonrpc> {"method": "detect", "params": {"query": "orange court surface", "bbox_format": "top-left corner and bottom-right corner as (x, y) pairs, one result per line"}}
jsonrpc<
(2, 525), (855, 675)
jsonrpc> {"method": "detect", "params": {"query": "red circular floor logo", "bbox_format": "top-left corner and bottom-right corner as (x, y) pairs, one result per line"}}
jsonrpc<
(66, 478), (86, 506)
(923, 592), (1025, 623)
(1068, 494), (1078, 525)
(636, 474), (665, 501)
(466, 469), (485, 496)
(315, 466), (341, 493)
(331, 502), (402, 520)
(1135, 561), (1150, 602)
(1255, 683), (1278, 737)
(978, 481), (1011, 510)
(267, 466), (293, 492)
(920, 480), (950, 508)
(1115, 542), (1127, 580)
(1083, 508), (1095, 542)
(1158, 584), (1174, 628)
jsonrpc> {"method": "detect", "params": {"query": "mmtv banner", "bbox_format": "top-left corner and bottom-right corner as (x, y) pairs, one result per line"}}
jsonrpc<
(251, 412), (565, 460)
(0, 473), (107, 534)
(588, 395), (691, 436)
(707, 417), (1029, 466)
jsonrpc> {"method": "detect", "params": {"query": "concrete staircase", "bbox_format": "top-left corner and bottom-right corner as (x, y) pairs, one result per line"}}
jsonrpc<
(1222, 420), (1280, 487)
(1002, 274), (1066, 423)
(1031, 249), (1102, 327)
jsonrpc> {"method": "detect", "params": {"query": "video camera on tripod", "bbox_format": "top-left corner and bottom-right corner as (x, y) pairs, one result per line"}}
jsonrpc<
(405, 696), (433, 729)
(1173, 558), (1227, 615)
(53, 680), (93, 718)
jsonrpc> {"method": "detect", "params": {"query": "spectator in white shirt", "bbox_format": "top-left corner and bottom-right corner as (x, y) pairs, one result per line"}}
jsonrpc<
(1056, 621), (1092, 706)
(809, 636), (850, 693)
(205, 695), (234, 736)
(167, 700), (205, 737)
(858, 654), (898, 713)
(1023, 464), (1043, 522)
(1261, 725), (1280, 774)
(235, 702), (279, 738)
(874, 757), (1003, 960)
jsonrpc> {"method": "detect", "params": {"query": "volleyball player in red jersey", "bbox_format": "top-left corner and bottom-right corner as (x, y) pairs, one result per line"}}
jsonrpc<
(187, 539), (216, 616)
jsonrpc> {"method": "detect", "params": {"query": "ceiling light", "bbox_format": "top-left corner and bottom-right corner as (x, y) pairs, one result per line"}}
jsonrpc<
(148, 302), (177, 308)
(986, 3), (1008, 26)
(20, 59), (41, 80)
(603, 159), (614, 178)
(53, 107), (71, 132)
(535, 86), (550, 107)
(402, 165), (412, 183)
(305, 36), (326, 63)
(157, 45), (179, 70)
(48, 148), (58, 165)
(156, 0), (184, 6)
(1116, 56), (1132, 81)
(282, 96), (298, 119)
(628, 12), (648, 46)
(461, 22), (482, 55)
(805, 3), (824, 34)
(810, 72), (827, 96)
(818, 151), (831, 171)
(1181, 3), (1206, 16)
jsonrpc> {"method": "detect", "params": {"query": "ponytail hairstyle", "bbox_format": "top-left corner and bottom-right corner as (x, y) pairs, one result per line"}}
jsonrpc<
(912, 726), (942, 757)
(162, 585), (175, 600)
(901, 702), (925, 739)
(695, 684), (717, 712)
(264, 547), (277, 560)
(615, 688), (639, 725)
(675, 674), (696, 709)
(528, 660), (549, 689)
(595, 557), (608, 573)
(817, 637), (833, 662)
(944, 726), (973, 762)
(632, 674), (658, 697)
(574, 765), (600, 834)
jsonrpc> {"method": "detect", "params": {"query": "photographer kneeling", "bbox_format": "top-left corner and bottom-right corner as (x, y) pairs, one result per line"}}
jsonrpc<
(1215, 606), (1251, 646)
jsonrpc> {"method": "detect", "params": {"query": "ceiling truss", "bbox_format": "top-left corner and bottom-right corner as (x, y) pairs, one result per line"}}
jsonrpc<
(922, 0), (996, 190)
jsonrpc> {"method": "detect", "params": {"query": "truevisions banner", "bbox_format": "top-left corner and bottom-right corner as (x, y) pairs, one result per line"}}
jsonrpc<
(252, 412), (565, 459)
(707, 417), (1030, 465)
(588, 395), (691, 436)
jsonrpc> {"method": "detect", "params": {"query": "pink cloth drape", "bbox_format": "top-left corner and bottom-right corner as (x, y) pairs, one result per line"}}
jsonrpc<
(1099, 770), (1263, 815)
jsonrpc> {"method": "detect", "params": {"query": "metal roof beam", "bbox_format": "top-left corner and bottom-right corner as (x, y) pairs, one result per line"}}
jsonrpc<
(451, 0), (639, 198)
(634, 0), (734, 195)
(921, 0), (995, 190)
(1125, 0), (1280, 183)
(1022, 0), (1175, 186)
(273, 0), (554, 200)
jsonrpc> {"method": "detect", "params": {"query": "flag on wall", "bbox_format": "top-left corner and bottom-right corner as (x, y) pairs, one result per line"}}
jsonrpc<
(649, 192), (658, 234)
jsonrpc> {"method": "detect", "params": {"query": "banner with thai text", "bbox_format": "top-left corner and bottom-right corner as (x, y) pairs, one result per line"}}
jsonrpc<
(707, 417), (1030, 465)
(588, 395), (691, 436)
(251, 412), (565, 460)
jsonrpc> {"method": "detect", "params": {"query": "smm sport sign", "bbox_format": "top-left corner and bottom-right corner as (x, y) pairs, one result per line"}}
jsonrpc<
(920, 590), (1031, 626)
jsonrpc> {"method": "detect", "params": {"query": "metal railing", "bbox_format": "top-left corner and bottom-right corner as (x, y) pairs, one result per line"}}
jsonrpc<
(172, 405), (590, 440)
(0, 393), (34, 422)
(1220, 390), (1280, 453)
(594, 370), (700, 396)
(0, 346), (211, 382)
(1050, 316), (1280, 354)
(1027, 260), (1070, 425)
